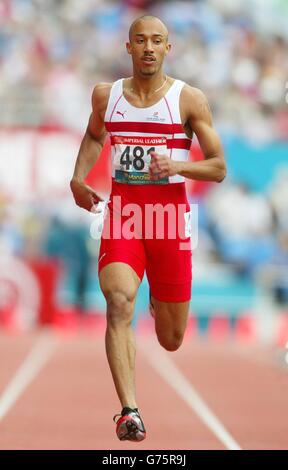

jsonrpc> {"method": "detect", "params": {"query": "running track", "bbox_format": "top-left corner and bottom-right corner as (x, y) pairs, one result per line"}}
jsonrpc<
(0, 326), (288, 450)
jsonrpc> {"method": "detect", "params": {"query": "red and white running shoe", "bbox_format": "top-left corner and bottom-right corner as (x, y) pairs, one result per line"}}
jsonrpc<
(113, 407), (146, 442)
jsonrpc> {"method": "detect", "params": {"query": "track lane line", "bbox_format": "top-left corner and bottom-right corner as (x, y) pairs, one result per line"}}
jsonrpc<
(140, 339), (242, 450)
(0, 330), (59, 421)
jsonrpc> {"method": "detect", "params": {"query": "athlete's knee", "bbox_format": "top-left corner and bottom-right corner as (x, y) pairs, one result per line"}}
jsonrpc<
(105, 290), (134, 326)
(157, 330), (184, 352)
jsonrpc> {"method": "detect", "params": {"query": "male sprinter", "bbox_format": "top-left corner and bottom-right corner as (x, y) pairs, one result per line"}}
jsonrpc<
(70, 15), (226, 442)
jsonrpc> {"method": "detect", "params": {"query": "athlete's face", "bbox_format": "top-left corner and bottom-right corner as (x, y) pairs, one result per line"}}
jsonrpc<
(126, 19), (171, 76)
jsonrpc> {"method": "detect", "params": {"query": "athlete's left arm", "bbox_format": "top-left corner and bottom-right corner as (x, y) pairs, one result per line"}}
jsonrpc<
(149, 87), (226, 182)
(177, 86), (226, 182)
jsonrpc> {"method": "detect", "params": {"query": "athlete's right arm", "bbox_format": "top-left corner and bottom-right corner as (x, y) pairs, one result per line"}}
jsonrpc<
(70, 83), (111, 211)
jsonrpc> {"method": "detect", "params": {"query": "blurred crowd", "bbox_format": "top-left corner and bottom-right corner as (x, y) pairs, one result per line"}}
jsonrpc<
(0, 0), (287, 141)
(200, 170), (288, 303)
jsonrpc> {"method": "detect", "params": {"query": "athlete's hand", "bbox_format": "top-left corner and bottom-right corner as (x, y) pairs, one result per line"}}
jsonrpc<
(70, 178), (103, 212)
(149, 152), (179, 180)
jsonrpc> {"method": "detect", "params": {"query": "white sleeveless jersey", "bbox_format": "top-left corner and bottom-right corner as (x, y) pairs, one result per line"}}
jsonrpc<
(104, 78), (192, 185)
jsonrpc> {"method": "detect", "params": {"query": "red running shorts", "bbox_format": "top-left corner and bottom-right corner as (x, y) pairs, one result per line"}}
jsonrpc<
(98, 180), (192, 302)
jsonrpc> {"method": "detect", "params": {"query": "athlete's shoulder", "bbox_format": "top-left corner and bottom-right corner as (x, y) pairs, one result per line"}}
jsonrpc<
(172, 79), (209, 106)
(181, 83), (208, 104)
(180, 83), (211, 120)
(90, 82), (113, 116)
(92, 82), (113, 101)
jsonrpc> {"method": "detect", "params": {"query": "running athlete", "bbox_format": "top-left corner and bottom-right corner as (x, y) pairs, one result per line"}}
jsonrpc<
(70, 15), (226, 442)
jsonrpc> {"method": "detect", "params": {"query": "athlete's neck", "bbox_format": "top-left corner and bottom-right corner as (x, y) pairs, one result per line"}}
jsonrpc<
(129, 72), (168, 99)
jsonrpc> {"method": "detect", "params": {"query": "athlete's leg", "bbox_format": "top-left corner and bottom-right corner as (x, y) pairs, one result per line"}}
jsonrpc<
(151, 297), (190, 351)
(99, 262), (141, 409)
(147, 245), (191, 351)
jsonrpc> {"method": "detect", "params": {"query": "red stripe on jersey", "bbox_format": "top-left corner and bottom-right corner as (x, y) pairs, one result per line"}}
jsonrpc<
(111, 135), (166, 146)
(105, 122), (184, 134)
(167, 138), (191, 150)
(110, 135), (191, 149)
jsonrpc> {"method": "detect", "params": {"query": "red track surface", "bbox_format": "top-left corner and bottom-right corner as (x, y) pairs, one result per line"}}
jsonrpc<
(0, 328), (288, 450)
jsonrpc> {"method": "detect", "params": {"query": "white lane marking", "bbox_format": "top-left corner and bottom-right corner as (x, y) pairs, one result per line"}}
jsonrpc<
(140, 340), (242, 450)
(0, 331), (59, 421)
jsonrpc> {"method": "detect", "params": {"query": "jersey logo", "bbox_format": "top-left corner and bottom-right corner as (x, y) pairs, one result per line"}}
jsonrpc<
(116, 110), (127, 119)
(146, 111), (166, 123)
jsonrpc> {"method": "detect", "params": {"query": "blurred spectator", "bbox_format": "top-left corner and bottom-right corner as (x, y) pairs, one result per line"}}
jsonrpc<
(205, 182), (276, 274)
(269, 165), (288, 232)
(44, 215), (93, 313)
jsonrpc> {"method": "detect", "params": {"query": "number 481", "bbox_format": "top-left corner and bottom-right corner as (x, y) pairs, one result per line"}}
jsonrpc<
(120, 146), (155, 171)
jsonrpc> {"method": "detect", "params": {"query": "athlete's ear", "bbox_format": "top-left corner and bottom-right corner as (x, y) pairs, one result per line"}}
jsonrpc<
(126, 42), (132, 55)
(165, 43), (172, 55)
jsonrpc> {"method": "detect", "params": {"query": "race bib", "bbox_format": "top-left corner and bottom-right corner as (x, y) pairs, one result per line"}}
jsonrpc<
(111, 135), (169, 184)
